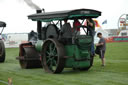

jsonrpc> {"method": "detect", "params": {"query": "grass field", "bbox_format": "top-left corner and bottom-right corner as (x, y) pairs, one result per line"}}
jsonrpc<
(0, 42), (128, 85)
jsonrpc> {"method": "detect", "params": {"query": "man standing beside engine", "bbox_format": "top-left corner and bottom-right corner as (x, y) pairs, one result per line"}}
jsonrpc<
(86, 18), (95, 56)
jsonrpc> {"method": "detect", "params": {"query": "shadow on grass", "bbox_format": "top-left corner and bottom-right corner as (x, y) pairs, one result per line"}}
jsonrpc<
(61, 68), (94, 75)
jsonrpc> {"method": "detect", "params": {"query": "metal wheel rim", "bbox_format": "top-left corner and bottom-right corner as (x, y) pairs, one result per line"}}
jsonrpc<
(42, 39), (65, 73)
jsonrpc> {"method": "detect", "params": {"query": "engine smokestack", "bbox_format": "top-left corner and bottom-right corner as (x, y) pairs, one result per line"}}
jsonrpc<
(36, 10), (42, 40)
(23, 0), (43, 39)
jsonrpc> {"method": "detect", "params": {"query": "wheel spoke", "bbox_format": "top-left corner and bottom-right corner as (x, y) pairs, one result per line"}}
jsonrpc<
(53, 48), (57, 56)
(49, 42), (58, 56)
(49, 43), (54, 52)
(49, 57), (57, 71)
(51, 45), (58, 56)
(49, 60), (53, 70)
(52, 46), (56, 53)
(46, 51), (50, 55)
(46, 58), (51, 64)
(51, 59), (57, 71)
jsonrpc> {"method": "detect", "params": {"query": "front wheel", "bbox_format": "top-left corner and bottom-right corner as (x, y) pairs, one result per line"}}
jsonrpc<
(41, 39), (65, 73)
(19, 43), (42, 69)
(0, 40), (5, 62)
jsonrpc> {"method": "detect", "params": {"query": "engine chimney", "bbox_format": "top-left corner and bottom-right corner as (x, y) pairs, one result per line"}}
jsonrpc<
(36, 10), (42, 40)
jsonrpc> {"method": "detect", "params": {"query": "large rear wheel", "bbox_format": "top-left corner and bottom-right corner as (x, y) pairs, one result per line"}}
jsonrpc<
(0, 40), (5, 62)
(41, 39), (65, 73)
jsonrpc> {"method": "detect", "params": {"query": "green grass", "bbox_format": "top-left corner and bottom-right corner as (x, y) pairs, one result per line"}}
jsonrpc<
(0, 42), (128, 85)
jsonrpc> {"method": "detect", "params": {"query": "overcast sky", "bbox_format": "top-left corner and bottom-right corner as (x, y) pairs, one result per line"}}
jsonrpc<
(0, 0), (128, 33)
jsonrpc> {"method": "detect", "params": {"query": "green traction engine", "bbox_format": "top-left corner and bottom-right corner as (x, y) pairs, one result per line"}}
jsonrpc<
(17, 9), (101, 73)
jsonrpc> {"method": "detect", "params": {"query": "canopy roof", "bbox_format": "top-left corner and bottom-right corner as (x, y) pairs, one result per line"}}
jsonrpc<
(28, 9), (101, 22)
(0, 21), (6, 27)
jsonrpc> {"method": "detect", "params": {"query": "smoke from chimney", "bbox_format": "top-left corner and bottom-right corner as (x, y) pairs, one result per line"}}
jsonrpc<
(24, 0), (41, 10)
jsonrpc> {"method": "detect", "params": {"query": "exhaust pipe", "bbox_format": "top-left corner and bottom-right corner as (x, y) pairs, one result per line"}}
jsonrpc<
(36, 10), (42, 40)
